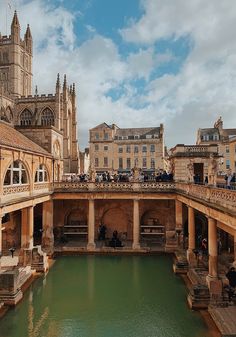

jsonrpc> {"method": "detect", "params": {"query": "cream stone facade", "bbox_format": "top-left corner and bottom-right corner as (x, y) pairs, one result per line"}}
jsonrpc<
(169, 144), (220, 184)
(197, 117), (236, 174)
(89, 122), (164, 173)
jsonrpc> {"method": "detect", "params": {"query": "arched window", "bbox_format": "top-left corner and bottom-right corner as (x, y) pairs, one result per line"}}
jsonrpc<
(41, 108), (54, 126)
(20, 109), (32, 126)
(34, 164), (48, 183)
(4, 161), (28, 185)
(53, 141), (61, 159)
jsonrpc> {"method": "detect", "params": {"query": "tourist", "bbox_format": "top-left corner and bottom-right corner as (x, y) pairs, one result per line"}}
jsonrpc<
(109, 230), (123, 248)
(201, 238), (208, 255)
(98, 224), (107, 240)
(225, 267), (236, 301)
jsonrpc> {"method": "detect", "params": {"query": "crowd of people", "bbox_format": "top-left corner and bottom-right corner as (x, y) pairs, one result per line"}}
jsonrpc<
(62, 170), (174, 183)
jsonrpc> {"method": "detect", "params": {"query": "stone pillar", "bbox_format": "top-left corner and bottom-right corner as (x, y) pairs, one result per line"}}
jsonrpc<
(87, 199), (96, 250)
(42, 200), (54, 255)
(175, 200), (183, 246)
(187, 206), (195, 264)
(132, 199), (140, 250)
(21, 206), (34, 249)
(208, 217), (218, 279)
(0, 215), (2, 271)
(234, 231), (236, 264)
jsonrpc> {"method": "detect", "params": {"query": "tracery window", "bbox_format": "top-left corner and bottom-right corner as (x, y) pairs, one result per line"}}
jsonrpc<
(20, 109), (32, 126)
(41, 108), (54, 126)
(34, 164), (48, 183)
(4, 161), (28, 185)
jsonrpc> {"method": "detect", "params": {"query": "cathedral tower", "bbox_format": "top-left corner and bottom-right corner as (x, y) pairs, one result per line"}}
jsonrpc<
(0, 11), (33, 98)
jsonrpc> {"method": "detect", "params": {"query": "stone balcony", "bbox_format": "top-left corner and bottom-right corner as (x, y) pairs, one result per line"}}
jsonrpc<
(53, 181), (236, 214)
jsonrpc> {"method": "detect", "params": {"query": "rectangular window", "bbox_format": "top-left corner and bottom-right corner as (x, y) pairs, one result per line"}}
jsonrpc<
(126, 145), (131, 153)
(95, 158), (99, 167)
(234, 161), (236, 169)
(151, 158), (155, 169)
(142, 145), (147, 153)
(226, 159), (230, 169)
(226, 145), (229, 153)
(134, 158), (139, 167)
(119, 158), (123, 169)
(104, 157), (108, 167)
(104, 133), (109, 140)
(104, 146), (108, 151)
(127, 158), (131, 169)
(95, 144), (99, 151)
(95, 133), (99, 140)
(134, 146), (139, 153)
(143, 158), (147, 168)
(150, 144), (155, 152)
(234, 144), (236, 153)
(118, 146), (123, 153)
(134, 135), (139, 139)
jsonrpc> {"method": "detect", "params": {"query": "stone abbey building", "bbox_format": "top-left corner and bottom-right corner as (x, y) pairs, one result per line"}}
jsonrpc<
(0, 11), (79, 175)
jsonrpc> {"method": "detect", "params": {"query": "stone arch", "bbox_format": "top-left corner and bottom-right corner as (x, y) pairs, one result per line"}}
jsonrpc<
(141, 209), (163, 226)
(3, 159), (30, 186)
(65, 208), (87, 226)
(101, 207), (129, 239)
(41, 107), (55, 126)
(5, 106), (13, 123)
(53, 140), (61, 159)
(34, 164), (49, 183)
(20, 108), (33, 126)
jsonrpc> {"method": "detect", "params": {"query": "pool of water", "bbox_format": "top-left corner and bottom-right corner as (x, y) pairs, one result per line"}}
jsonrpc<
(0, 255), (211, 337)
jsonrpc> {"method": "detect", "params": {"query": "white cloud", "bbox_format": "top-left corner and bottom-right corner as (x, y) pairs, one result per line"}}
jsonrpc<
(1, 0), (236, 150)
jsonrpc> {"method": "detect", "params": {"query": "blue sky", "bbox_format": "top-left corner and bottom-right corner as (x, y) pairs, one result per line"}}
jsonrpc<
(1, 0), (236, 149)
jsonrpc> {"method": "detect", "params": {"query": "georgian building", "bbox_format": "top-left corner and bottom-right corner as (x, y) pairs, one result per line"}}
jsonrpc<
(197, 117), (236, 174)
(89, 122), (165, 173)
(0, 11), (79, 174)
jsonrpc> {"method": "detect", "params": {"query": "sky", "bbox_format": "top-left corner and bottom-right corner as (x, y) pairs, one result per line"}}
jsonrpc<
(1, 0), (236, 150)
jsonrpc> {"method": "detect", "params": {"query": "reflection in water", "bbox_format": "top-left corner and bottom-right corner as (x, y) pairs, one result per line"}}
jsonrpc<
(0, 256), (211, 337)
(87, 256), (95, 301)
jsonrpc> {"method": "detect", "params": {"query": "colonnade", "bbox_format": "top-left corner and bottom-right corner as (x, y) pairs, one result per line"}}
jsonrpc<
(0, 200), (54, 271)
(175, 200), (236, 283)
(87, 198), (141, 250)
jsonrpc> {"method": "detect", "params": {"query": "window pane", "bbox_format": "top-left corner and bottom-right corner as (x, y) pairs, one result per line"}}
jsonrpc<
(13, 171), (20, 184)
(4, 170), (11, 185)
(21, 170), (27, 184)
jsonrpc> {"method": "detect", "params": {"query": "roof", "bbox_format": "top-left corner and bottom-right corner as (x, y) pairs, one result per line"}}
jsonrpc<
(116, 127), (160, 137)
(90, 122), (113, 130)
(198, 128), (218, 135)
(0, 121), (51, 156)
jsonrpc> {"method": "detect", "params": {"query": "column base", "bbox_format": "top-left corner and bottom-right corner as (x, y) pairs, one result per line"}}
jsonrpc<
(87, 243), (96, 251)
(187, 249), (196, 266)
(132, 243), (141, 250)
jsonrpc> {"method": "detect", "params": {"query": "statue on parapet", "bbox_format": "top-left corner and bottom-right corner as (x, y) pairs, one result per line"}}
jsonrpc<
(187, 159), (194, 183)
(208, 154), (218, 186)
(88, 165), (96, 182)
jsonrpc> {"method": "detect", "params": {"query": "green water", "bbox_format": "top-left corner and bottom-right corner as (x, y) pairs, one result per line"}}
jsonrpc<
(0, 256), (211, 337)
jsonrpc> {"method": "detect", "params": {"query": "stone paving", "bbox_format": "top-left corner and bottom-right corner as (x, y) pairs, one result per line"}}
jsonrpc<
(209, 306), (236, 337)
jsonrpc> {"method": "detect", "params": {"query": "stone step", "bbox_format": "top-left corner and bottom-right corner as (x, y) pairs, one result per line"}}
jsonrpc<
(209, 306), (236, 337)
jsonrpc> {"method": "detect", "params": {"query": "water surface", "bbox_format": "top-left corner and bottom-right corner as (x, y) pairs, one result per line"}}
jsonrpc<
(0, 255), (211, 337)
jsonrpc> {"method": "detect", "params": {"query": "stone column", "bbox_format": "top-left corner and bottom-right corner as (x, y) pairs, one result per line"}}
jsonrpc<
(187, 206), (195, 264)
(21, 206), (34, 249)
(208, 217), (218, 279)
(234, 231), (236, 264)
(0, 215), (3, 271)
(132, 199), (140, 250)
(175, 200), (183, 246)
(42, 200), (54, 255)
(87, 199), (96, 250)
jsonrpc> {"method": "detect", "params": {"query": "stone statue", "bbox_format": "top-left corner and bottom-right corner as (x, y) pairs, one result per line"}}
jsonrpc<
(88, 165), (96, 182)
(187, 159), (194, 182)
(132, 164), (140, 181)
(208, 154), (218, 186)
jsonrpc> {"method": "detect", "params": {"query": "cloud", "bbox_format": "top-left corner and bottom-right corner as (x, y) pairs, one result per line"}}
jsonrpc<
(1, 0), (236, 151)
